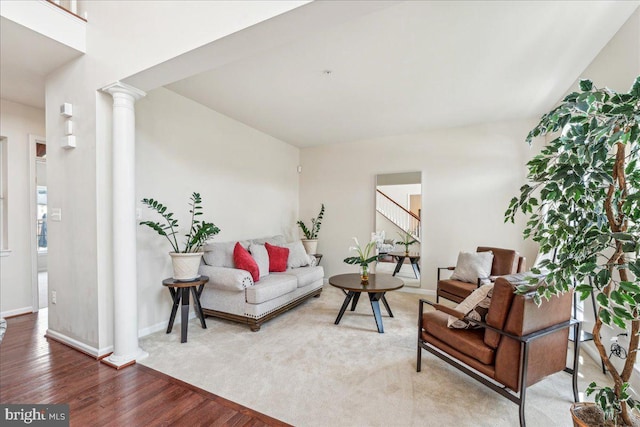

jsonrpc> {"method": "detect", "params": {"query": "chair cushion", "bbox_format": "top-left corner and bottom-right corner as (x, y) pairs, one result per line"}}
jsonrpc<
(245, 274), (297, 304)
(438, 279), (477, 301)
(422, 311), (495, 365)
(477, 246), (518, 276)
(450, 251), (494, 283)
(204, 241), (249, 268)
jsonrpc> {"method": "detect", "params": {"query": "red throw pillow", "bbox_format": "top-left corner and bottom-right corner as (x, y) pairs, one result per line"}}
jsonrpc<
(233, 242), (259, 282)
(265, 242), (289, 272)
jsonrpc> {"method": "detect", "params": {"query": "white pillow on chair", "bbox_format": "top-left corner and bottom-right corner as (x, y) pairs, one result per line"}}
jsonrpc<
(450, 251), (494, 283)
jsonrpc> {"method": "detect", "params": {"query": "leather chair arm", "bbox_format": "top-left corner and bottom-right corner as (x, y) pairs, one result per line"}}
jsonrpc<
(419, 299), (465, 319)
(437, 266), (455, 281)
(419, 299), (579, 343)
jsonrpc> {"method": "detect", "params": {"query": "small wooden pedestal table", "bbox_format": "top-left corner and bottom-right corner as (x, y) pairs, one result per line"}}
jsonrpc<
(162, 276), (209, 343)
(389, 251), (421, 280)
(329, 273), (404, 333)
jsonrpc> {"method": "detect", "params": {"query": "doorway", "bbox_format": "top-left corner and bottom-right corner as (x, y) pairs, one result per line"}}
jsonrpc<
(30, 135), (47, 311)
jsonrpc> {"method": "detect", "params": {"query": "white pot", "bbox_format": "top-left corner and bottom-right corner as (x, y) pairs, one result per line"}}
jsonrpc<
(301, 239), (318, 255)
(169, 252), (203, 281)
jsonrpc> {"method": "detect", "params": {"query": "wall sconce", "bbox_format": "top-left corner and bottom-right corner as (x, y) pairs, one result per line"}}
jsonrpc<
(60, 103), (76, 149)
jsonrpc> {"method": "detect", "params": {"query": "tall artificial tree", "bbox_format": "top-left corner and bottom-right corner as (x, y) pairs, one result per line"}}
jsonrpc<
(505, 76), (640, 424)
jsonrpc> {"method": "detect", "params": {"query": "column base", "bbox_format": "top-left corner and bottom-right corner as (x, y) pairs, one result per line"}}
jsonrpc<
(101, 347), (149, 370)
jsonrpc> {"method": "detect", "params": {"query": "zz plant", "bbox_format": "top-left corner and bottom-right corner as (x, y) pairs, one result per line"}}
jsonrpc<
(506, 76), (640, 425)
(140, 192), (220, 253)
(297, 204), (325, 240)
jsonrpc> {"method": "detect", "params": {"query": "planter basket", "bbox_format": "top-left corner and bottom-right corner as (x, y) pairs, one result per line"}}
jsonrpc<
(170, 252), (203, 281)
(301, 239), (318, 255)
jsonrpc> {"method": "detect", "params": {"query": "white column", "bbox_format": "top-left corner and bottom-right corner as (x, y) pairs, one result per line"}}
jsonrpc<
(101, 82), (148, 368)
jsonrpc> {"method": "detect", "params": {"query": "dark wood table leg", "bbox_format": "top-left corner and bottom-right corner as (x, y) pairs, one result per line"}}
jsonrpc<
(180, 287), (190, 343)
(335, 291), (355, 325)
(381, 293), (393, 317)
(190, 286), (207, 329)
(369, 292), (384, 333)
(411, 259), (421, 280)
(166, 287), (180, 334)
(350, 292), (361, 311)
(392, 256), (405, 276)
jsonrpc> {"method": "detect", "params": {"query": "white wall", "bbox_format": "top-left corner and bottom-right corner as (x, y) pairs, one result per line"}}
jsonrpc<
(135, 87), (299, 333)
(300, 119), (538, 290)
(0, 99), (45, 317)
(44, 1), (308, 353)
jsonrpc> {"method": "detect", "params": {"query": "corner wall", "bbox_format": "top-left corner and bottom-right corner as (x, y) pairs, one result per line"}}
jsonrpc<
(135, 87), (299, 333)
(0, 99), (45, 317)
(299, 119), (538, 290)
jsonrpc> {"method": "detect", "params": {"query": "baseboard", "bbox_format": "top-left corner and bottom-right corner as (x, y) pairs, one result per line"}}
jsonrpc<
(137, 312), (196, 338)
(398, 287), (434, 296)
(45, 329), (113, 359)
(1, 306), (34, 318)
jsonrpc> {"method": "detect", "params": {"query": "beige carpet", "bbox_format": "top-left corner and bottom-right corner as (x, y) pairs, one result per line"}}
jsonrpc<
(140, 284), (607, 426)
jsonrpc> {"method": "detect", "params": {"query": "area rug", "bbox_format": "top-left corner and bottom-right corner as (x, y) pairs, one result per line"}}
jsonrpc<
(139, 285), (606, 426)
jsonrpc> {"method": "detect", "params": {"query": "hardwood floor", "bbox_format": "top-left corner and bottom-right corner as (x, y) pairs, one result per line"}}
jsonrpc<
(0, 311), (289, 426)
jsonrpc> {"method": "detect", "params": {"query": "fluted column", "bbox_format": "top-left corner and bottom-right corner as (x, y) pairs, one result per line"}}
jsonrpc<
(101, 81), (148, 368)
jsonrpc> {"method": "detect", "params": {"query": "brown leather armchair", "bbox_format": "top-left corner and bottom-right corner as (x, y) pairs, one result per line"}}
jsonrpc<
(418, 277), (579, 427)
(436, 246), (526, 303)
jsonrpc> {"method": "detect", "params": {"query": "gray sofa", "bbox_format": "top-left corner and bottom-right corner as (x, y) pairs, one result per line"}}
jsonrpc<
(198, 235), (324, 331)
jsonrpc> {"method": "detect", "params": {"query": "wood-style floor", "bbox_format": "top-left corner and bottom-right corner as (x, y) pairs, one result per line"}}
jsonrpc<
(0, 311), (289, 426)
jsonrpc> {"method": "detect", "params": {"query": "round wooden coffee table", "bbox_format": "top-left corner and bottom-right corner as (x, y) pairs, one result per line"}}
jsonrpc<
(329, 273), (404, 333)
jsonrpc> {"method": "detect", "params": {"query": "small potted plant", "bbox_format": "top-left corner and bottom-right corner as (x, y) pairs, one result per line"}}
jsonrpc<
(343, 237), (379, 284)
(297, 203), (325, 254)
(395, 231), (418, 255)
(140, 192), (220, 281)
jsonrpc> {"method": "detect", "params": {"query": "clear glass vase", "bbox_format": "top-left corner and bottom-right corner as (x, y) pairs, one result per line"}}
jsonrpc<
(361, 264), (369, 284)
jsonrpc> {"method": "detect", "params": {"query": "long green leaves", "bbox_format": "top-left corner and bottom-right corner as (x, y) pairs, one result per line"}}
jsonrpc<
(297, 204), (325, 239)
(140, 192), (220, 253)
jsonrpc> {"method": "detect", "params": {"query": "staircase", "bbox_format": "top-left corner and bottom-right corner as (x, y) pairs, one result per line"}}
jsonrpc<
(376, 189), (421, 242)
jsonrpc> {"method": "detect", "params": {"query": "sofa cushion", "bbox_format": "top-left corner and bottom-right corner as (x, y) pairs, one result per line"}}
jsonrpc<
(450, 251), (494, 283)
(273, 266), (324, 288)
(249, 243), (269, 278)
(251, 235), (287, 246)
(448, 284), (493, 329)
(204, 241), (249, 268)
(234, 242), (259, 282)
(245, 274), (297, 304)
(285, 241), (310, 269)
(265, 243), (289, 272)
(422, 310), (495, 365)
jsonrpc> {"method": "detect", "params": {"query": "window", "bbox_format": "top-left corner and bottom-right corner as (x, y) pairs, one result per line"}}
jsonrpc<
(0, 137), (8, 254)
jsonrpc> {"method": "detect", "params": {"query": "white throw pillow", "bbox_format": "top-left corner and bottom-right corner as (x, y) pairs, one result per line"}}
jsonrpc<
(285, 241), (310, 269)
(450, 251), (494, 284)
(249, 243), (269, 278)
(447, 284), (494, 329)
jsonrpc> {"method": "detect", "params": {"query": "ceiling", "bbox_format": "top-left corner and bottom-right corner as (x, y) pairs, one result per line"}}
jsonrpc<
(0, 16), (83, 109)
(166, 1), (639, 147)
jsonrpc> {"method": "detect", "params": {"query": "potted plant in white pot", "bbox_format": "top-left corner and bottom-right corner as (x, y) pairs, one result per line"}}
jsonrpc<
(297, 203), (325, 254)
(505, 77), (640, 426)
(140, 192), (220, 281)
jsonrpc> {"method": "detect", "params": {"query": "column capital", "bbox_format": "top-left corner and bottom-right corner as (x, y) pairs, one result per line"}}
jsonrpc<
(101, 81), (146, 100)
